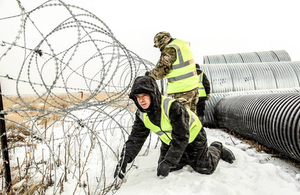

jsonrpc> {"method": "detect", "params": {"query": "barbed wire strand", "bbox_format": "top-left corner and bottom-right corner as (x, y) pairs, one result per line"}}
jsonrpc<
(0, 0), (155, 194)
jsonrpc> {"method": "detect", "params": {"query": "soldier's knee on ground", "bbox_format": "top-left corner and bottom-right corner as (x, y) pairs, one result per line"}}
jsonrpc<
(194, 165), (215, 175)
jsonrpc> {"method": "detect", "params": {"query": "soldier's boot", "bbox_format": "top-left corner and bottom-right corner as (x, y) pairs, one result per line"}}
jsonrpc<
(221, 146), (235, 164)
(211, 141), (235, 164)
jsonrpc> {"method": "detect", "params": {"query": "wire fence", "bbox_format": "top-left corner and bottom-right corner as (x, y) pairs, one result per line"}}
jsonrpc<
(2, 1), (300, 194)
(0, 0), (155, 194)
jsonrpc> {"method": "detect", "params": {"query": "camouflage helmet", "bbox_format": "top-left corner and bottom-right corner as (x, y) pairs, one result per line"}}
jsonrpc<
(153, 31), (172, 50)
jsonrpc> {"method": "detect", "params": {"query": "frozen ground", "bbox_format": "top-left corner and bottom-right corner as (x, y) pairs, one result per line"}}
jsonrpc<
(113, 128), (300, 195)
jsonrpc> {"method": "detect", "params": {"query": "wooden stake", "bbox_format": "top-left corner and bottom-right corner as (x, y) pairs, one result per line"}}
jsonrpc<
(0, 81), (12, 192)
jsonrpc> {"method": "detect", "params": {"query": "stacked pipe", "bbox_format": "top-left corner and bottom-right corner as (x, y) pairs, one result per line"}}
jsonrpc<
(214, 93), (300, 162)
(199, 56), (300, 161)
(200, 61), (300, 126)
(200, 61), (300, 93)
(203, 50), (291, 64)
(204, 88), (300, 127)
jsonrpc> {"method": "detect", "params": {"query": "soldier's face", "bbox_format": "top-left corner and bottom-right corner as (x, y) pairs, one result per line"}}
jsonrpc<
(154, 35), (164, 48)
(154, 40), (159, 48)
(136, 93), (151, 109)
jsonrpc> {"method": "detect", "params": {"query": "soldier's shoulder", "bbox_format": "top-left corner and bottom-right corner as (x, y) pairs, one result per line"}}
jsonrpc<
(163, 47), (176, 53)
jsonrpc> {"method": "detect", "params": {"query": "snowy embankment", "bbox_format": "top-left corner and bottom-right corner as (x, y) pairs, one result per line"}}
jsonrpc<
(114, 128), (300, 195)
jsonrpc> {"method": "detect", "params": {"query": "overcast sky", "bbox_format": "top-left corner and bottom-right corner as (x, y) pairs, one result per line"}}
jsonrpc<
(1, 0), (300, 94)
(81, 0), (300, 62)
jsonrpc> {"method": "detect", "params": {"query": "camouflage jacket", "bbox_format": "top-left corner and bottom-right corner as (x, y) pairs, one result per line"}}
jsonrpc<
(149, 42), (177, 80)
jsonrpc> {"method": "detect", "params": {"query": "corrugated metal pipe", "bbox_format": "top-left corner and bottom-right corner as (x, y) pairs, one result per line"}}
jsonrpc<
(203, 50), (291, 64)
(203, 88), (300, 127)
(200, 61), (300, 93)
(200, 61), (300, 126)
(214, 92), (300, 162)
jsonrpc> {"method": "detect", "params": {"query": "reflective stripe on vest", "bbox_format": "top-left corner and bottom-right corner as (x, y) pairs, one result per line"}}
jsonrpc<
(138, 96), (202, 145)
(165, 39), (199, 94)
(198, 72), (207, 97)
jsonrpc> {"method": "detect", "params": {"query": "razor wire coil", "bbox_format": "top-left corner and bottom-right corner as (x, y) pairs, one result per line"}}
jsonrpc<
(0, 1), (155, 194)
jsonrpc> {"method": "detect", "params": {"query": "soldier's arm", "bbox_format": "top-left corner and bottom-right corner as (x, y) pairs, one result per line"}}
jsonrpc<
(149, 47), (176, 80)
(164, 101), (189, 165)
(121, 112), (150, 162)
(203, 73), (211, 94)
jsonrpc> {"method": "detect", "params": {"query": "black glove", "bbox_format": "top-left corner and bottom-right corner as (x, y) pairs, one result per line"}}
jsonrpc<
(145, 71), (150, 76)
(157, 160), (171, 177)
(114, 156), (131, 179)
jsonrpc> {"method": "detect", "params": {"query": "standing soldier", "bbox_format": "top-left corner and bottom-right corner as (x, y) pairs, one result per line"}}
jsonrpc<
(147, 31), (199, 113)
(195, 63), (211, 123)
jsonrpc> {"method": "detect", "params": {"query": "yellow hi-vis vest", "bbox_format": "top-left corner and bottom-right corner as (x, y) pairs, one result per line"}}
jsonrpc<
(198, 72), (207, 97)
(138, 96), (202, 145)
(165, 39), (199, 94)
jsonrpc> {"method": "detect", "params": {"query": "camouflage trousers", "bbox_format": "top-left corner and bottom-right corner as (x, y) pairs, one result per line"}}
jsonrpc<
(168, 87), (199, 114)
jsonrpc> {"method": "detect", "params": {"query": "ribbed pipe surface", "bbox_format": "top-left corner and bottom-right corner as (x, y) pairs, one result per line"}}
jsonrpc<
(214, 93), (300, 162)
(200, 61), (300, 93)
(203, 50), (291, 64)
(203, 88), (300, 127)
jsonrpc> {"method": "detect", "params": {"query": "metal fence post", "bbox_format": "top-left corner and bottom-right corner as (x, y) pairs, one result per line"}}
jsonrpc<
(0, 81), (12, 192)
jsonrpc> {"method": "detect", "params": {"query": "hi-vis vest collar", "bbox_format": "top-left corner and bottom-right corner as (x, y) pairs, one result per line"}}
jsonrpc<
(138, 96), (202, 145)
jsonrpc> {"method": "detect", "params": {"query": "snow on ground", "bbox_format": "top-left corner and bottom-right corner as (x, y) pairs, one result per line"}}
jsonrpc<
(9, 107), (299, 194)
(114, 128), (300, 195)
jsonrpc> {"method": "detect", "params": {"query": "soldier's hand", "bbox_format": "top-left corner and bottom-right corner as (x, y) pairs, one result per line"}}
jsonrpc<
(206, 94), (211, 100)
(157, 160), (171, 177)
(114, 156), (131, 179)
